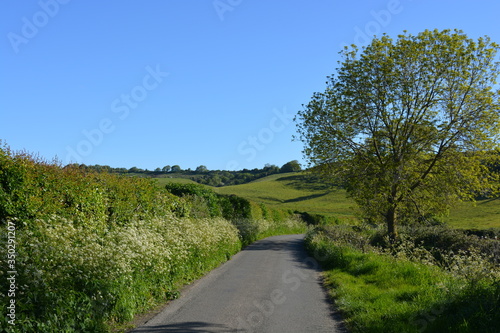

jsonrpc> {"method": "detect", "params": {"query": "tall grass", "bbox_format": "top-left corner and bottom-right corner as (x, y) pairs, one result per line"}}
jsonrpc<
(305, 225), (500, 333)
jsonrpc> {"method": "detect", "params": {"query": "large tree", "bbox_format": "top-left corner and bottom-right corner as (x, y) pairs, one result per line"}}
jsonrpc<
(295, 29), (500, 239)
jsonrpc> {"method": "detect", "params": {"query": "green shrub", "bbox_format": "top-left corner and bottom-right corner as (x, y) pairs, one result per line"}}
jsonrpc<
(259, 202), (268, 219)
(164, 183), (257, 220)
(164, 182), (303, 244)
(164, 183), (223, 217)
(0, 144), (182, 229)
(221, 194), (252, 220)
(369, 224), (500, 266)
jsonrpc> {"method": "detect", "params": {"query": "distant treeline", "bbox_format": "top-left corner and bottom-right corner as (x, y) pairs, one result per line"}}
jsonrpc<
(71, 160), (303, 186)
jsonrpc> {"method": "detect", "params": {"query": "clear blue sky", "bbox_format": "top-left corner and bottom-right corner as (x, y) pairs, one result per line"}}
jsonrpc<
(2, 0), (499, 171)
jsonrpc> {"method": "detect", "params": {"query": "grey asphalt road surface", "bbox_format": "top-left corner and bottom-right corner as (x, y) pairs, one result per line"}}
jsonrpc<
(133, 234), (346, 333)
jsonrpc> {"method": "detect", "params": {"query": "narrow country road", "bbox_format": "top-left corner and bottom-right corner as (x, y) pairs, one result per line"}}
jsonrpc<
(132, 234), (346, 333)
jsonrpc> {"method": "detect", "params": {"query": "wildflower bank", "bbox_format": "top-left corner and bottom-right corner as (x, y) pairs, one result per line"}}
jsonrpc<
(1, 215), (241, 332)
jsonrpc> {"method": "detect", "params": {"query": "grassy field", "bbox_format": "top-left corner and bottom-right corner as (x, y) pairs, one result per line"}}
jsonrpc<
(154, 176), (199, 186)
(159, 172), (500, 229)
(215, 173), (359, 221)
(444, 197), (500, 229)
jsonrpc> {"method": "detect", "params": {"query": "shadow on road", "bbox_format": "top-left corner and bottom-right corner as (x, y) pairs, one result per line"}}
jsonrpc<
(242, 236), (302, 252)
(133, 321), (233, 332)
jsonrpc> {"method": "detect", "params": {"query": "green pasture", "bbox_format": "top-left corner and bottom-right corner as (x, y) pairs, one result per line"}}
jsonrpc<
(159, 172), (500, 230)
(214, 173), (358, 221)
(444, 197), (500, 229)
(154, 176), (199, 186)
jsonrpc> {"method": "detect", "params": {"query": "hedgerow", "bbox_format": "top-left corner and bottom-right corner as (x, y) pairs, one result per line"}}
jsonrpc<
(0, 144), (183, 228)
(164, 182), (306, 245)
(0, 143), (306, 332)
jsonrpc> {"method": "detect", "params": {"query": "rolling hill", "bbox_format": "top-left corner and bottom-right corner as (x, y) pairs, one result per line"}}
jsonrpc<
(214, 173), (358, 221)
(158, 172), (500, 229)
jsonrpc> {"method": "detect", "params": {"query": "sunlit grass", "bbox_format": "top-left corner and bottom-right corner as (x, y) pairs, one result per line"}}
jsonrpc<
(444, 197), (500, 229)
(154, 176), (199, 186)
(213, 172), (500, 229)
(215, 172), (358, 221)
(306, 229), (500, 333)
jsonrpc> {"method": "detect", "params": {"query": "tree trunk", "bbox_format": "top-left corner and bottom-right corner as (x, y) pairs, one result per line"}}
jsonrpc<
(386, 206), (398, 243)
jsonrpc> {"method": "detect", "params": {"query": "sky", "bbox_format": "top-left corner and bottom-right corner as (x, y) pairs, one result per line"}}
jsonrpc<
(1, 0), (500, 171)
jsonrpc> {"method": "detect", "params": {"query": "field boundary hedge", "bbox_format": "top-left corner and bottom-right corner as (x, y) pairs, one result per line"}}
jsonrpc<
(0, 144), (306, 332)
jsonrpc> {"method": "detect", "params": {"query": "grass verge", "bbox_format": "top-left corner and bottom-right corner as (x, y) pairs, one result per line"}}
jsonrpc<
(305, 227), (500, 333)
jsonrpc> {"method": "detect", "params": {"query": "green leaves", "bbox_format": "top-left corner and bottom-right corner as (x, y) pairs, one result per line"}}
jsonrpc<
(296, 29), (500, 232)
(0, 145), (183, 229)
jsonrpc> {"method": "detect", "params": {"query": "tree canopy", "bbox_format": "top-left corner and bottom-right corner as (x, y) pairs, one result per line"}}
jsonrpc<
(280, 160), (302, 173)
(295, 29), (500, 239)
(171, 165), (182, 173)
(196, 165), (209, 173)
